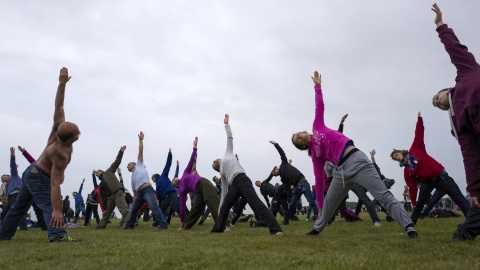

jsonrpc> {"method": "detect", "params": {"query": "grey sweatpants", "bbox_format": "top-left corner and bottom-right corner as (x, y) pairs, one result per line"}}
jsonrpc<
(313, 150), (412, 232)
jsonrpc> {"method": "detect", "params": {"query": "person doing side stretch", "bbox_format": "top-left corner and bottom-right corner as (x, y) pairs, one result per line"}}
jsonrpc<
(211, 114), (283, 235)
(292, 71), (415, 238)
(152, 149), (186, 223)
(390, 112), (470, 226)
(431, 3), (480, 242)
(94, 146), (131, 229)
(0, 67), (81, 242)
(172, 137), (224, 230)
(269, 141), (318, 225)
(124, 132), (168, 230)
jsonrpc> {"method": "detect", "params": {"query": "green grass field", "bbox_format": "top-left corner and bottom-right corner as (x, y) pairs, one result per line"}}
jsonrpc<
(0, 212), (477, 270)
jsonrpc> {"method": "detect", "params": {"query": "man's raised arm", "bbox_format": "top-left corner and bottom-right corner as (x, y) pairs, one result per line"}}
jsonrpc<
(224, 114), (233, 156)
(107, 146), (126, 173)
(270, 141), (288, 164)
(138, 132), (144, 162)
(47, 68), (70, 144)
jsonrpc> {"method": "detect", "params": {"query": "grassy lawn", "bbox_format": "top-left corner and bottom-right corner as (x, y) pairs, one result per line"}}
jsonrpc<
(0, 212), (477, 270)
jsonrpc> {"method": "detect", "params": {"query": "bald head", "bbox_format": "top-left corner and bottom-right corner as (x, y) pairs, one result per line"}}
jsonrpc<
(57, 122), (80, 142)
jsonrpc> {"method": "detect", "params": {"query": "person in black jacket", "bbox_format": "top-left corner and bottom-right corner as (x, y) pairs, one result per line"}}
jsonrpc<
(269, 141), (318, 225)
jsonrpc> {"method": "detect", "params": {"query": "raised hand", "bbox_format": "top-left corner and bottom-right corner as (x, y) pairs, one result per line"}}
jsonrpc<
(418, 111), (421, 118)
(82, 178), (85, 183)
(169, 148), (172, 153)
(311, 71), (321, 85)
(92, 169), (96, 174)
(120, 146), (127, 152)
(193, 137), (198, 149)
(176, 160), (179, 166)
(269, 140), (277, 145)
(17, 146), (25, 153)
(370, 149), (376, 158)
(340, 114), (349, 124)
(432, 3), (443, 27)
(235, 154), (239, 160)
(138, 131), (144, 140)
(224, 114), (229, 125)
(10, 147), (14, 155)
(59, 67), (71, 84)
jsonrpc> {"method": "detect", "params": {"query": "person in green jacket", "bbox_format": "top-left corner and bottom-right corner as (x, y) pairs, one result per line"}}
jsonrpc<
(94, 146), (131, 229)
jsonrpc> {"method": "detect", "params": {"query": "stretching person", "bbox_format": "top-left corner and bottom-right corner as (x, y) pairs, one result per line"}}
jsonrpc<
(83, 172), (100, 226)
(124, 132), (168, 230)
(292, 71), (415, 238)
(269, 141), (318, 225)
(391, 112), (470, 226)
(0, 67), (81, 242)
(172, 137), (225, 230)
(73, 179), (86, 224)
(94, 146), (131, 229)
(2, 148), (28, 230)
(211, 114), (282, 235)
(152, 149), (186, 223)
(431, 3), (480, 242)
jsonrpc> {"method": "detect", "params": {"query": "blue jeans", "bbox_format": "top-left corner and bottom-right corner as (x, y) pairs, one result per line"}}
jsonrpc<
(306, 190), (316, 219)
(286, 180), (318, 219)
(125, 186), (168, 228)
(0, 163), (68, 241)
(421, 180), (470, 216)
(73, 203), (86, 224)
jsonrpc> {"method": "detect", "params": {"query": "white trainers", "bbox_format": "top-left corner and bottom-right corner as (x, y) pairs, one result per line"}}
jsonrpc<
(374, 222), (382, 227)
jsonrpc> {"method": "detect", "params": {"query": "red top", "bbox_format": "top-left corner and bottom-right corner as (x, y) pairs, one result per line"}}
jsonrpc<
(404, 117), (445, 206)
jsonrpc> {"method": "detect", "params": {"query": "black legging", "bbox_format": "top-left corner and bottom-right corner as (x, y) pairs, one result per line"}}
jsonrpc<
(84, 202), (100, 226)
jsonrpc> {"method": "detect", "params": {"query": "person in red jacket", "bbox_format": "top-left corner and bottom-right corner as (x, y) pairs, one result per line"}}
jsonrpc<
(430, 3), (480, 242)
(391, 112), (470, 226)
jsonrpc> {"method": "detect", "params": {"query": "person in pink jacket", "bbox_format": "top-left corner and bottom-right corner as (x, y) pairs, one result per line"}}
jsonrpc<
(292, 71), (416, 238)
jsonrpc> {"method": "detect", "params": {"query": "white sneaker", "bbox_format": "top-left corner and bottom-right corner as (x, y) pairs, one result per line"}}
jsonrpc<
(374, 222), (382, 227)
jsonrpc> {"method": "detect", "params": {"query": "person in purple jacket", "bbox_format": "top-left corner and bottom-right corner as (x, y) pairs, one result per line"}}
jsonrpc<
(292, 71), (415, 238)
(431, 3), (480, 242)
(172, 137), (227, 230)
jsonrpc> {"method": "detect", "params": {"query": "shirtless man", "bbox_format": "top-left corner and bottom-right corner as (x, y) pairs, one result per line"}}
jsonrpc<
(0, 67), (81, 242)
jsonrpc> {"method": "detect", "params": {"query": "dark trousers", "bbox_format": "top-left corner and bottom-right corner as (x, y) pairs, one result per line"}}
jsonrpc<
(211, 173), (282, 234)
(184, 178), (220, 230)
(411, 172), (470, 224)
(271, 194), (289, 217)
(231, 197), (261, 224)
(3, 193), (27, 230)
(84, 203), (100, 226)
(160, 191), (187, 224)
(453, 204), (480, 240)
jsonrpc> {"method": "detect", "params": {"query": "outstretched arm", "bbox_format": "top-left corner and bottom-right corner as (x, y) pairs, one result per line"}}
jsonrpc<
(433, 4), (480, 78)
(47, 68), (71, 144)
(18, 146), (35, 164)
(10, 148), (18, 177)
(270, 141), (288, 164)
(185, 138), (198, 174)
(161, 149), (173, 177)
(174, 160), (179, 178)
(92, 170), (98, 189)
(312, 71), (325, 127)
(138, 132), (144, 162)
(224, 114), (234, 157)
(107, 146), (126, 173)
(413, 112), (426, 151)
(50, 156), (68, 228)
(338, 114), (348, 133)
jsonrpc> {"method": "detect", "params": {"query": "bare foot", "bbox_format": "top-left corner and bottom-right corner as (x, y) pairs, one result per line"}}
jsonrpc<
(275, 232), (283, 236)
(225, 226), (231, 231)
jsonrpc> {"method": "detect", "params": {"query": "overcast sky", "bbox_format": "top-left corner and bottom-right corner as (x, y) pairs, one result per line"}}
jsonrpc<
(1, 1), (479, 216)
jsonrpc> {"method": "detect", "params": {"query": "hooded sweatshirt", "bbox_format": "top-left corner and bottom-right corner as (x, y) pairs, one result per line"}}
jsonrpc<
(310, 84), (352, 208)
(437, 24), (480, 197)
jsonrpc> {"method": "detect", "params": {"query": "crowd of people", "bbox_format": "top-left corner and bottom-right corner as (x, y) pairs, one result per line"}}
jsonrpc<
(0, 4), (479, 243)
